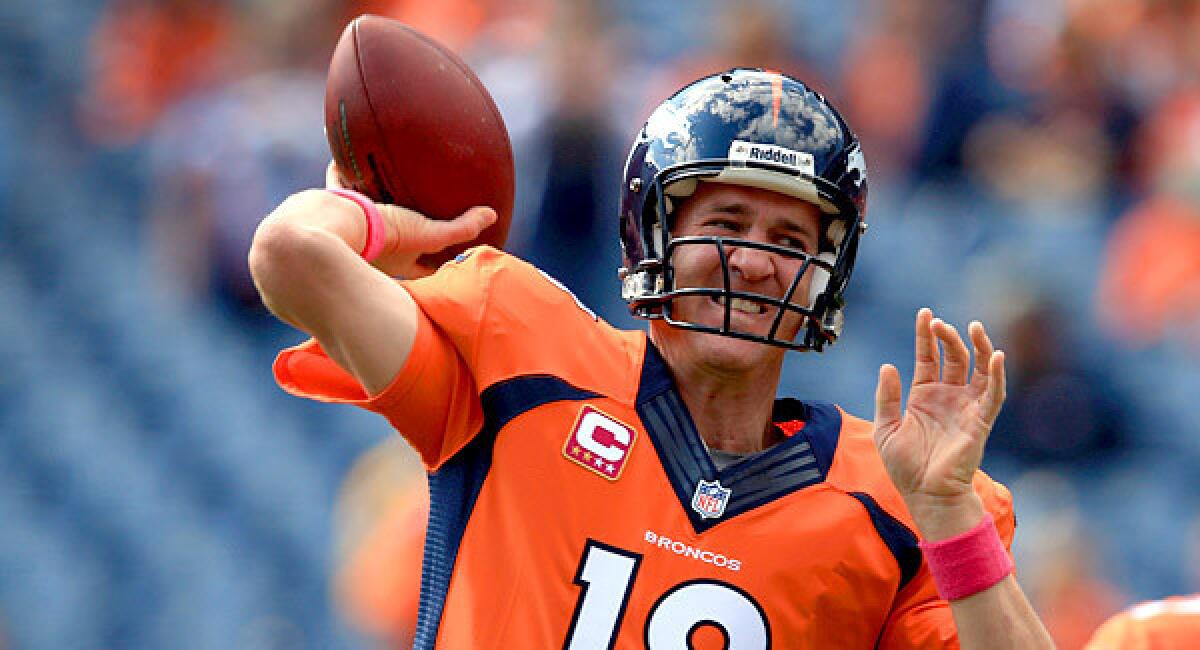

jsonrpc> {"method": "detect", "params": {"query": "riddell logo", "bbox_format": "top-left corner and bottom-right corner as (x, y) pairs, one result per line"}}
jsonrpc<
(563, 405), (637, 480)
(749, 146), (798, 166)
(728, 139), (815, 175)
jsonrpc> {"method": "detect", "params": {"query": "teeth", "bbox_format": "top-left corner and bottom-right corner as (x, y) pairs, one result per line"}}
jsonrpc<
(714, 296), (766, 314)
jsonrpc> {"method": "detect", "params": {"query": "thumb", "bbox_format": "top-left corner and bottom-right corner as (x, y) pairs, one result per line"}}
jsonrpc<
(873, 363), (903, 437)
(382, 205), (497, 253)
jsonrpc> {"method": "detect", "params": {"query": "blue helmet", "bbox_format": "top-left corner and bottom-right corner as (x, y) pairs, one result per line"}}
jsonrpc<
(618, 68), (868, 351)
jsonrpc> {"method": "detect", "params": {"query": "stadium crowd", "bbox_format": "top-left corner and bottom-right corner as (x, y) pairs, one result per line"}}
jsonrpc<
(1, 0), (1199, 647)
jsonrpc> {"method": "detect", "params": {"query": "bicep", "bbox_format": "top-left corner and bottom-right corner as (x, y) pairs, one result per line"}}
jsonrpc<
(307, 265), (420, 397)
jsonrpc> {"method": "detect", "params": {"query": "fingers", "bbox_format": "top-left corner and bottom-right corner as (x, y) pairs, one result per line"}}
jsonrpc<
(873, 363), (903, 435)
(913, 308), (939, 386)
(384, 204), (497, 253)
(967, 321), (994, 394)
(936, 319), (970, 385)
(981, 349), (1006, 424)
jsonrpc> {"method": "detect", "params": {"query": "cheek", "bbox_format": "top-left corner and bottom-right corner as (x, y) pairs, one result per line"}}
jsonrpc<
(670, 246), (722, 286)
(779, 262), (815, 303)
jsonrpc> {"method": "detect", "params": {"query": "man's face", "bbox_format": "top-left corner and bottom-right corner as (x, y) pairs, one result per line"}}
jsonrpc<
(654, 182), (824, 370)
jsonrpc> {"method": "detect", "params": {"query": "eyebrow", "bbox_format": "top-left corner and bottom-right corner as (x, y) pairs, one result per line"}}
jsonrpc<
(708, 201), (752, 216)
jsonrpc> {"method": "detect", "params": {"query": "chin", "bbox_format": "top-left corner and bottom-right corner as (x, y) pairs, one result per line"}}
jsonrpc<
(684, 326), (786, 373)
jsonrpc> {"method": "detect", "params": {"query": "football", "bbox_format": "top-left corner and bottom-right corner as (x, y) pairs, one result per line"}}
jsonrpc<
(324, 14), (514, 268)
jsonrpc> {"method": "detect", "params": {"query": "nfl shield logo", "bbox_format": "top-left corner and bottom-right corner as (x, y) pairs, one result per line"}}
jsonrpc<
(691, 479), (732, 519)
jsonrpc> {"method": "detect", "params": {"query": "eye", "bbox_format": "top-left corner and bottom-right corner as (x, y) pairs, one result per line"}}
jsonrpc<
(703, 218), (741, 233)
(777, 235), (811, 252)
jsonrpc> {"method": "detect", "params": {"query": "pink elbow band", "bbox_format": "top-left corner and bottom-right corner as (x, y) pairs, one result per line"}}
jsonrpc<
(918, 514), (1014, 601)
(327, 188), (386, 262)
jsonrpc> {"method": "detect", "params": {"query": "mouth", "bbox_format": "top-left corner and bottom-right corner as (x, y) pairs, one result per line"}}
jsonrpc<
(711, 295), (767, 315)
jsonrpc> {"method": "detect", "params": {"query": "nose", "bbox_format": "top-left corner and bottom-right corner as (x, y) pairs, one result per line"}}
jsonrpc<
(727, 243), (775, 283)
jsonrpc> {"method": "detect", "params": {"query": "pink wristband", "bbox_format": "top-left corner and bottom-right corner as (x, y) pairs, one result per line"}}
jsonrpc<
(918, 514), (1013, 601)
(327, 188), (386, 262)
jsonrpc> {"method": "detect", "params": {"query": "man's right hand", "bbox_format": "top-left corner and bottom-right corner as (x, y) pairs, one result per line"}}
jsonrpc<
(324, 161), (497, 279)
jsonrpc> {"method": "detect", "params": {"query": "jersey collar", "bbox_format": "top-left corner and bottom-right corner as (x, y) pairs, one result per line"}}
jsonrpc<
(636, 342), (842, 533)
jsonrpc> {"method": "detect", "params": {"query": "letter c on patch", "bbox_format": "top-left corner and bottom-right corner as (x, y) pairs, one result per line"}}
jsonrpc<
(576, 411), (631, 462)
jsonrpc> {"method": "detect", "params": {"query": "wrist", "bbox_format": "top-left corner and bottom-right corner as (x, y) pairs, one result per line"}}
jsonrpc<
(905, 491), (986, 542)
(918, 513), (1013, 601)
(326, 188), (386, 261)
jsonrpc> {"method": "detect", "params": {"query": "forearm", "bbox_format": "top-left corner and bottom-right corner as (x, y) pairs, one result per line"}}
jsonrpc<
(909, 495), (1055, 650)
(949, 576), (1054, 650)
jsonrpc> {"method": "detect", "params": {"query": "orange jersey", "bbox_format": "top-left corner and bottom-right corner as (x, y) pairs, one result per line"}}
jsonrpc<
(1085, 594), (1200, 650)
(274, 247), (1016, 649)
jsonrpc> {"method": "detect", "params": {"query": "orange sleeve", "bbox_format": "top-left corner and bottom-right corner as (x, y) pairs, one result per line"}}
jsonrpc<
(1084, 612), (1142, 650)
(272, 248), (522, 468)
(272, 247), (598, 469)
(877, 472), (1016, 649)
(1085, 595), (1200, 650)
(273, 303), (482, 468)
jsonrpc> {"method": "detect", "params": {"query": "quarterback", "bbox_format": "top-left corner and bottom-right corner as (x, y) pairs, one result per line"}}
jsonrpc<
(250, 69), (1053, 648)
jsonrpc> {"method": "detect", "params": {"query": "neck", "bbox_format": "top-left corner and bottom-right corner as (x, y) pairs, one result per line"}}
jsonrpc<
(653, 334), (785, 454)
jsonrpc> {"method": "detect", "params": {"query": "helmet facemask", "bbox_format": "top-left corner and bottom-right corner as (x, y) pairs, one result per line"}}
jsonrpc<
(622, 163), (856, 351)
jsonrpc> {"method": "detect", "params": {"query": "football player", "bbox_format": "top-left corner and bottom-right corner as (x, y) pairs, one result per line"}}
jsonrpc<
(1085, 594), (1200, 649)
(250, 68), (1053, 648)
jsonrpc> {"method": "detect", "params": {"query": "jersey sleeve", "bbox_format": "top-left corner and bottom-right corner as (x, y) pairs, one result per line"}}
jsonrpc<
(877, 471), (1016, 649)
(1085, 595), (1200, 650)
(273, 295), (482, 468)
(274, 246), (525, 468)
(1085, 611), (1141, 650)
(273, 247), (633, 469)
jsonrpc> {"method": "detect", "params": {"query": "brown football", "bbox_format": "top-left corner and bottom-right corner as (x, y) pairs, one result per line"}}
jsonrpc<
(324, 14), (514, 268)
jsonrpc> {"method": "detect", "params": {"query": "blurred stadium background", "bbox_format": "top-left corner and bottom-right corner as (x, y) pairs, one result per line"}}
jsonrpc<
(2, 0), (1199, 647)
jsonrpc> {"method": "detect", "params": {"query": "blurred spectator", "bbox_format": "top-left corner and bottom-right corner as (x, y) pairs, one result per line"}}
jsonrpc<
(78, 0), (236, 146)
(1033, 521), (1127, 650)
(502, 0), (633, 323)
(1098, 90), (1200, 350)
(911, 0), (1006, 181)
(840, 0), (934, 183)
(1083, 514), (1200, 648)
(333, 437), (427, 648)
(989, 297), (1128, 466)
(3, 0), (1200, 645)
(353, 0), (487, 53)
(145, 1), (340, 329)
(962, 112), (1112, 215)
(664, 0), (817, 90)
(1009, 471), (1126, 650)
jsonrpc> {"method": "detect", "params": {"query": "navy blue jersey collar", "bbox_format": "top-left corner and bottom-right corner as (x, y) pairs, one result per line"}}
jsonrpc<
(636, 342), (843, 533)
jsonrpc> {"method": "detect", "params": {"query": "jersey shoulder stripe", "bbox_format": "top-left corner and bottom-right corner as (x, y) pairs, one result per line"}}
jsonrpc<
(414, 373), (600, 649)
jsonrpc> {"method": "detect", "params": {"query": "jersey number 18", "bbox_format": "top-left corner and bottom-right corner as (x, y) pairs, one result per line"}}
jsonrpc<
(563, 540), (771, 649)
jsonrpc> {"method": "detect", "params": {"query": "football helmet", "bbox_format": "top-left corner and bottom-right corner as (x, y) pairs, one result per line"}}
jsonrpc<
(618, 68), (868, 351)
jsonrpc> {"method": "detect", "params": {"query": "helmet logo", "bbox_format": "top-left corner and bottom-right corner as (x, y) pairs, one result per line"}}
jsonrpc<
(728, 140), (814, 176)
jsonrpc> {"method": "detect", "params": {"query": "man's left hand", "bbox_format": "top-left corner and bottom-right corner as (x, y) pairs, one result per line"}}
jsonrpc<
(872, 308), (1006, 538)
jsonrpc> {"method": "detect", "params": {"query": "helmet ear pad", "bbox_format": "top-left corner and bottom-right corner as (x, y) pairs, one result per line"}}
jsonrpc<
(806, 252), (836, 308)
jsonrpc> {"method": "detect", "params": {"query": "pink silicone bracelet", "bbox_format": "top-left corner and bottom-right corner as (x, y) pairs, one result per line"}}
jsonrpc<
(327, 188), (386, 262)
(918, 514), (1014, 601)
